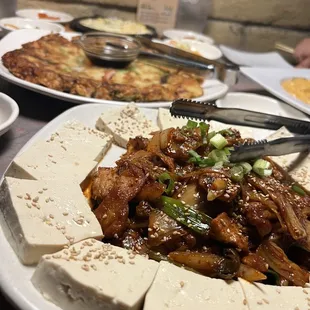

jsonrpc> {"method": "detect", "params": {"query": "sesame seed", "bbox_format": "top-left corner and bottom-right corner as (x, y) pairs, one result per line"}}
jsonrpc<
(104, 260), (109, 265)
(304, 289), (309, 294)
(33, 196), (39, 203)
(81, 264), (90, 271)
(243, 299), (247, 305)
(91, 264), (97, 271)
(43, 187), (48, 191)
(26, 203), (31, 208)
(17, 195), (23, 199)
(38, 191), (43, 194)
(257, 301), (263, 305)
(180, 281), (185, 288)
(63, 212), (69, 216)
(45, 198), (50, 203)
(262, 298), (269, 304)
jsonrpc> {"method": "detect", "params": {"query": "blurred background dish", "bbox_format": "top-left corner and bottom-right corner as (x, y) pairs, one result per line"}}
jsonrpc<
(220, 45), (291, 68)
(163, 38), (222, 60)
(16, 9), (73, 24)
(163, 29), (214, 45)
(70, 16), (157, 38)
(0, 17), (65, 34)
(0, 92), (19, 137)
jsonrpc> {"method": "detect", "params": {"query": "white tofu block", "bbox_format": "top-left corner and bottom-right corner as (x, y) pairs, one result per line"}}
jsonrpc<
(47, 120), (113, 162)
(144, 261), (247, 310)
(267, 127), (310, 191)
(32, 240), (159, 310)
(239, 278), (310, 310)
(157, 108), (188, 130)
(0, 177), (103, 265)
(6, 140), (98, 184)
(96, 103), (159, 148)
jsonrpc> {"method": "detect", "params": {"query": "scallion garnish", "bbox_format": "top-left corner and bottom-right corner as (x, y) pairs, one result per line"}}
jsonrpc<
(230, 165), (244, 182)
(186, 120), (198, 129)
(292, 184), (306, 196)
(158, 172), (175, 195)
(253, 159), (272, 177)
(199, 122), (209, 143)
(210, 133), (228, 150)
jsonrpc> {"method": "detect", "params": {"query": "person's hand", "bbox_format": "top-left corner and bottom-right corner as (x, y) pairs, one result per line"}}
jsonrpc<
(294, 38), (310, 68)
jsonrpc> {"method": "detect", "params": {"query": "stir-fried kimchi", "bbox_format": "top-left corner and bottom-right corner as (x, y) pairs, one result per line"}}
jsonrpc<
(89, 121), (310, 287)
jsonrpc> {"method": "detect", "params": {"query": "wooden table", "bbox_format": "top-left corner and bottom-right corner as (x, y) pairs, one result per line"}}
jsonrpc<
(0, 75), (264, 309)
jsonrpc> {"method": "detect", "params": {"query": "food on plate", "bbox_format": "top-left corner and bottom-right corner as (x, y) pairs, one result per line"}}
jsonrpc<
(80, 17), (151, 35)
(144, 261), (248, 310)
(96, 104), (159, 148)
(4, 23), (19, 30)
(0, 178), (103, 265)
(32, 239), (158, 310)
(167, 40), (201, 56)
(2, 34), (204, 102)
(239, 278), (310, 309)
(281, 77), (310, 104)
(6, 120), (112, 184)
(37, 12), (60, 21)
(89, 116), (310, 286)
(157, 107), (188, 130)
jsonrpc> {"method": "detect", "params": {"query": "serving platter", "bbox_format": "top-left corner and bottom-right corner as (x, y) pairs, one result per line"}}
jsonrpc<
(16, 9), (74, 24)
(0, 95), (308, 310)
(241, 67), (310, 115)
(0, 29), (228, 108)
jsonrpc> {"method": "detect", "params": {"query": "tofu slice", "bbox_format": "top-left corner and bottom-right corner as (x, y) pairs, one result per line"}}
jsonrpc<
(144, 261), (248, 310)
(157, 108), (188, 130)
(239, 278), (310, 309)
(267, 127), (310, 191)
(96, 103), (159, 148)
(6, 120), (113, 184)
(47, 120), (113, 162)
(31, 240), (159, 310)
(0, 177), (103, 265)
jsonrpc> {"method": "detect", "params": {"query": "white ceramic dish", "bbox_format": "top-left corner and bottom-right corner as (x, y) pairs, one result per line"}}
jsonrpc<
(163, 29), (214, 45)
(0, 98), (308, 310)
(163, 39), (222, 60)
(0, 92), (19, 137)
(0, 17), (65, 33)
(0, 29), (228, 108)
(16, 9), (73, 24)
(220, 45), (291, 68)
(241, 67), (310, 115)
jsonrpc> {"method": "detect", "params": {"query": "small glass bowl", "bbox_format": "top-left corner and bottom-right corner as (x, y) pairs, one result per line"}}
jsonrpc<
(79, 32), (141, 68)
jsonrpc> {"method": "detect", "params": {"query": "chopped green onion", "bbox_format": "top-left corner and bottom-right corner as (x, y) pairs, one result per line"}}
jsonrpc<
(199, 122), (209, 143)
(208, 149), (229, 163)
(161, 196), (212, 235)
(223, 147), (233, 155)
(292, 184), (306, 196)
(213, 161), (224, 169)
(210, 133), (228, 150)
(188, 150), (202, 164)
(253, 159), (272, 177)
(200, 157), (216, 167)
(186, 120), (198, 129)
(230, 166), (244, 182)
(240, 162), (252, 174)
(158, 172), (175, 195)
(219, 128), (235, 137)
(207, 131), (216, 141)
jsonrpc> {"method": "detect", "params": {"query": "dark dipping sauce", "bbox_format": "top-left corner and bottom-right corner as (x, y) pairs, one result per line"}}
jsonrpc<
(87, 55), (132, 68)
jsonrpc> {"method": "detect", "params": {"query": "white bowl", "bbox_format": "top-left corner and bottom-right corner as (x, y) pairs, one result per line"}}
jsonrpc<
(0, 93), (19, 137)
(163, 29), (214, 45)
(163, 38), (222, 60)
(16, 9), (73, 24)
(0, 17), (65, 33)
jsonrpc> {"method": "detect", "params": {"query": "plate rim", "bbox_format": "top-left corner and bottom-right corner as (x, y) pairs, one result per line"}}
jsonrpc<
(163, 29), (214, 45)
(0, 92), (19, 136)
(16, 9), (74, 24)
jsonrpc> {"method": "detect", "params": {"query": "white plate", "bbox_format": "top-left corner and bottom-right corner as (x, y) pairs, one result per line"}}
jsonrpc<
(0, 29), (228, 108)
(0, 17), (64, 33)
(220, 45), (291, 68)
(163, 29), (214, 45)
(16, 9), (73, 24)
(0, 99), (308, 310)
(163, 39), (222, 60)
(0, 92), (19, 137)
(241, 67), (310, 115)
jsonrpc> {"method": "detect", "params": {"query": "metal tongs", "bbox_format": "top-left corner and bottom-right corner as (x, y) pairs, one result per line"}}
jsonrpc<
(170, 98), (310, 162)
(229, 136), (310, 162)
(170, 99), (310, 135)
